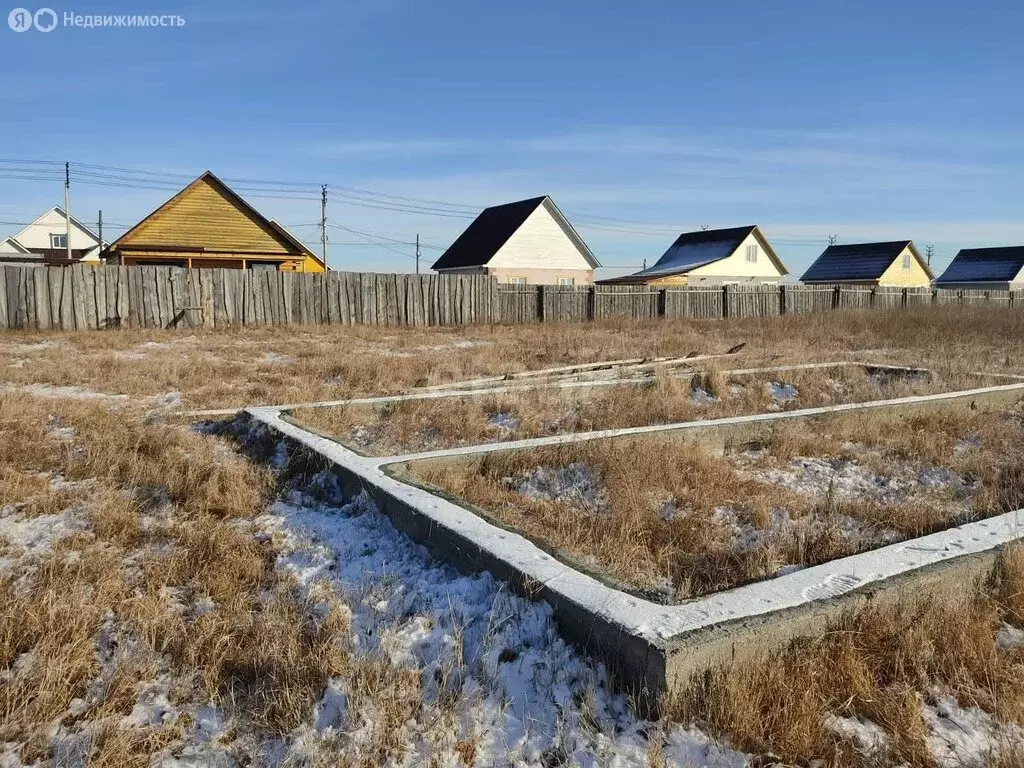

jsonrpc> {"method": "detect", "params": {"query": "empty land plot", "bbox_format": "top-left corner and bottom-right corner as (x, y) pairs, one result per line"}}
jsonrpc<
(2, 305), (1024, 409)
(405, 399), (1024, 602)
(288, 364), (992, 456)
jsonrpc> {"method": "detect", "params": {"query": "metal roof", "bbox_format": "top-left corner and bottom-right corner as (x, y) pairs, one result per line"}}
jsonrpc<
(801, 241), (917, 282)
(935, 246), (1024, 284)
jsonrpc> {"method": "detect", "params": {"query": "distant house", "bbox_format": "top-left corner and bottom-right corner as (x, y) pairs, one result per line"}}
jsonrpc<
(0, 206), (101, 265)
(431, 196), (599, 285)
(801, 241), (932, 287)
(104, 171), (326, 272)
(598, 225), (786, 286)
(934, 246), (1024, 291)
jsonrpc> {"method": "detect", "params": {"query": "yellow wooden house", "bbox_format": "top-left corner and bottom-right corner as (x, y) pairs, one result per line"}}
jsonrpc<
(800, 241), (931, 287)
(104, 171), (326, 272)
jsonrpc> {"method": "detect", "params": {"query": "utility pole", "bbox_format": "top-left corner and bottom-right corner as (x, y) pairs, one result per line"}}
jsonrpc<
(64, 162), (72, 262)
(320, 185), (328, 266)
(415, 233), (420, 274)
(926, 244), (934, 266)
(97, 210), (103, 252)
(828, 234), (838, 246)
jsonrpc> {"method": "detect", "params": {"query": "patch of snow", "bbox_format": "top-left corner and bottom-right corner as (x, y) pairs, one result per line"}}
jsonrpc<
(923, 693), (1024, 768)
(752, 456), (910, 502)
(488, 411), (520, 433)
(263, 351), (292, 365)
(348, 426), (373, 447)
(257, 482), (748, 767)
(690, 387), (719, 405)
(996, 623), (1024, 650)
(14, 384), (128, 401)
(124, 680), (178, 727)
(955, 436), (982, 454)
(453, 339), (491, 349)
(0, 508), (86, 573)
(508, 462), (609, 512)
(149, 391), (183, 409)
(825, 713), (888, 755)
(768, 381), (799, 401)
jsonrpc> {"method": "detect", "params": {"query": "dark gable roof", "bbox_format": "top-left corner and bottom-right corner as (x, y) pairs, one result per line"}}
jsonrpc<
(936, 246), (1024, 284)
(801, 241), (918, 282)
(600, 225), (781, 284)
(432, 196), (600, 271)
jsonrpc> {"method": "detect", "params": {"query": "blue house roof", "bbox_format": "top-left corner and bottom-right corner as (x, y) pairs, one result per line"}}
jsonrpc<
(801, 241), (927, 283)
(935, 246), (1024, 284)
(599, 225), (783, 284)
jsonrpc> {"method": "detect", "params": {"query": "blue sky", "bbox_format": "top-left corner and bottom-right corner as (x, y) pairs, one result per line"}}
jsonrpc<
(3, 0), (1024, 277)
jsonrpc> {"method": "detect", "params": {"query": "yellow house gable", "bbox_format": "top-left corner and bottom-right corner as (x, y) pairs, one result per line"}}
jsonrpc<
(877, 245), (932, 287)
(685, 230), (787, 280)
(116, 174), (298, 256)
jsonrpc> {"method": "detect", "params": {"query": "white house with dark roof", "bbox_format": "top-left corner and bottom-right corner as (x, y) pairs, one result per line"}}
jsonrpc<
(0, 206), (102, 265)
(934, 246), (1024, 291)
(597, 225), (786, 285)
(801, 241), (932, 287)
(431, 196), (599, 285)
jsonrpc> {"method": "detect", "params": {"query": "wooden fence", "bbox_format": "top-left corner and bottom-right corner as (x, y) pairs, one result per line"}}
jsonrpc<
(0, 265), (497, 330)
(1, 265), (1023, 331)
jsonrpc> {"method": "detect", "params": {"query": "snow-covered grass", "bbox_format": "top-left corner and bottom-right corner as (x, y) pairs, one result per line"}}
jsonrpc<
(252, 474), (747, 767)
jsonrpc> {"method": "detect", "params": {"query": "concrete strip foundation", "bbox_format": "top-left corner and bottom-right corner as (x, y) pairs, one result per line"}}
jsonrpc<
(244, 376), (1024, 705)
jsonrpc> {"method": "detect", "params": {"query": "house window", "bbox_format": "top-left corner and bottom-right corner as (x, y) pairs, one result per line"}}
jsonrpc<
(902, 252), (911, 269)
(557, 277), (575, 286)
(746, 244), (758, 263)
(50, 233), (67, 249)
(507, 276), (527, 285)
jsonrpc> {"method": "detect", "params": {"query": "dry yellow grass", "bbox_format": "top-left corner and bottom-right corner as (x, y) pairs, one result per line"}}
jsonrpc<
(2, 305), (1024, 409)
(671, 547), (1024, 768)
(0, 393), (351, 763)
(412, 401), (1024, 599)
(292, 363), (984, 456)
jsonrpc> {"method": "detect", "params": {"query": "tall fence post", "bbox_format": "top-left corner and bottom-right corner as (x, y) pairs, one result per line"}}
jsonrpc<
(537, 284), (545, 323)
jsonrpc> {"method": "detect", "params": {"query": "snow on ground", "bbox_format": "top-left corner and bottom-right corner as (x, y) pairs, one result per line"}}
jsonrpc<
(923, 693), (1024, 768)
(256, 476), (747, 767)
(507, 462), (609, 512)
(824, 713), (888, 756)
(488, 411), (521, 433)
(996, 623), (1024, 650)
(689, 387), (719, 405)
(0, 508), (87, 574)
(767, 381), (798, 401)
(738, 450), (972, 510)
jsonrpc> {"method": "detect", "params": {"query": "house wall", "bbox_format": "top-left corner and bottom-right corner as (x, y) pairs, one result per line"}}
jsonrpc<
(487, 266), (594, 285)
(118, 251), (305, 271)
(486, 203), (594, 282)
(685, 232), (785, 281)
(11, 209), (99, 251)
(877, 246), (932, 287)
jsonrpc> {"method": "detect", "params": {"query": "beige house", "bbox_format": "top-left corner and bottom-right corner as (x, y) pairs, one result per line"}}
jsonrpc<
(801, 241), (932, 287)
(431, 196), (599, 285)
(598, 225), (787, 286)
(0, 206), (102, 266)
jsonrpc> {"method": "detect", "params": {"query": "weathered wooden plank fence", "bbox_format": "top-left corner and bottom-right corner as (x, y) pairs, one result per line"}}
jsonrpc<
(1, 265), (1022, 331)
